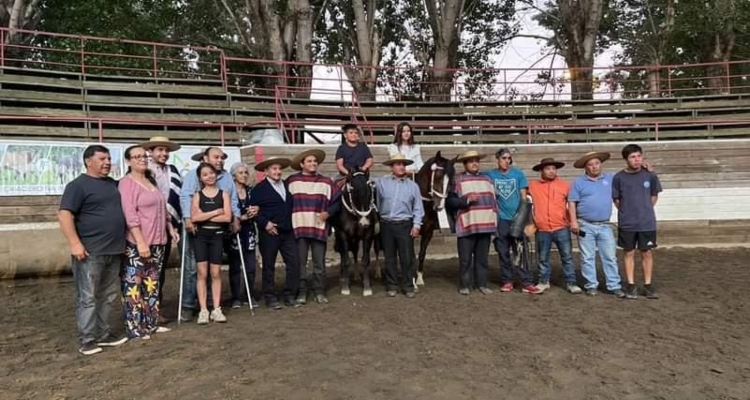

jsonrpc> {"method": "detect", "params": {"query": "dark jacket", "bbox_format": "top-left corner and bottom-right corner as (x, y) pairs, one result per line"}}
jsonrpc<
(249, 179), (294, 233)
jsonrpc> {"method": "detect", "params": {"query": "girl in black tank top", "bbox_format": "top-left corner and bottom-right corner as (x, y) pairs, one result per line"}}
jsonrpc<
(190, 162), (233, 324)
(197, 189), (229, 231)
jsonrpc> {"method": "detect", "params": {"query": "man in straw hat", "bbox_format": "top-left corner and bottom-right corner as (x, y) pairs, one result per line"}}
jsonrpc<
(375, 153), (425, 299)
(445, 151), (498, 295)
(568, 151), (625, 298)
(178, 146), (241, 321)
(140, 136), (183, 316)
(527, 158), (582, 294)
(484, 148), (541, 295)
(249, 157), (302, 309)
(612, 144), (662, 300)
(286, 149), (336, 304)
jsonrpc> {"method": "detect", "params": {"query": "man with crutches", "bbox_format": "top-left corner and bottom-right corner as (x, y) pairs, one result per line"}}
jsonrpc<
(178, 147), (241, 322)
(484, 148), (541, 294)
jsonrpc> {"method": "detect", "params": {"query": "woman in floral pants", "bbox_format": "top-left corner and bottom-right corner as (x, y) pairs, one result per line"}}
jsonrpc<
(119, 145), (179, 339)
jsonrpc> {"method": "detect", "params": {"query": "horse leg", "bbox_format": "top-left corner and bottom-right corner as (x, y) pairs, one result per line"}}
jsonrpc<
(350, 240), (361, 284)
(337, 234), (351, 296)
(362, 237), (373, 297)
(417, 227), (434, 287)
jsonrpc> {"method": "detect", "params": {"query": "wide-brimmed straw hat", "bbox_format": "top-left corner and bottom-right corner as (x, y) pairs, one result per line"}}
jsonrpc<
(191, 147), (228, 162)
(382, 153), (414, 166)
(254, 157), (291, 172)
(532, 158), (565, 172)
(573, 151), (611, 169)
(291, 149), (326, 171)
(139, 136), (181, 152)
(456, 150), (487, 163)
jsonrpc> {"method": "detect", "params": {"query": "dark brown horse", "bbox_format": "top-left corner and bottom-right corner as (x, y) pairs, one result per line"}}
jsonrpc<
(332, 168), (379, 296)
(414, 151), (457, 286)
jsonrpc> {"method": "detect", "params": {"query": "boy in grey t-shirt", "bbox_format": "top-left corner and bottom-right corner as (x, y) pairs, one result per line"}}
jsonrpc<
(612, 144), (662, 300)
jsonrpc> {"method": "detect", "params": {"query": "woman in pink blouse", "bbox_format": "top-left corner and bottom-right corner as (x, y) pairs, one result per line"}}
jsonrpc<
(119, 145), (179, 340)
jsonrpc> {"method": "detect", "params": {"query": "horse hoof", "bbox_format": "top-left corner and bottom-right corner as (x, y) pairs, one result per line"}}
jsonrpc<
(416, 273), (425, 286)
(341, 288), (351, 296)
(363, 288), (373, 297)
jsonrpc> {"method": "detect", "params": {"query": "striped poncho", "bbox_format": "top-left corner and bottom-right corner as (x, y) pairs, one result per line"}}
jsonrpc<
(286, 172), (336, 242)
(451, 173), (498, 237)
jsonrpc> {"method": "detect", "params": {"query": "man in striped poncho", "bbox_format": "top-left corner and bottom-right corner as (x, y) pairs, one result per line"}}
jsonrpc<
(446, 151), (498, 296)
(286, 149), (336, 305)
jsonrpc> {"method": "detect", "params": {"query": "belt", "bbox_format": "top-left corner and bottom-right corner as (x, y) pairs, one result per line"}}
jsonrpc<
(382, 219), (411, 225)
(580, 219), (610, 225)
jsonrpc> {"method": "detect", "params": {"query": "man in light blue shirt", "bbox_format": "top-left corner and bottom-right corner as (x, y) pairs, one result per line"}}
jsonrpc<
(375, 154), (424, 298)
(178, 146), (241, 321)
(483, 148), (539, 294)
(568, 151), (625, 298)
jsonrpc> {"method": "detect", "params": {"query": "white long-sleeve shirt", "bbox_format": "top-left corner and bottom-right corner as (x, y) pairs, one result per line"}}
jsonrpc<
(387, 143), (424, 172)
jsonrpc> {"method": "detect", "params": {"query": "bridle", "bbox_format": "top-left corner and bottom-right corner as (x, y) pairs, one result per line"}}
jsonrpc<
(341, 171), (377, 226)
(421, 162), (449, 210)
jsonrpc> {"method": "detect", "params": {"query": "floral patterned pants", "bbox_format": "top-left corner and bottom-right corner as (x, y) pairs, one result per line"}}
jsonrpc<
(122, 242), (165, 339)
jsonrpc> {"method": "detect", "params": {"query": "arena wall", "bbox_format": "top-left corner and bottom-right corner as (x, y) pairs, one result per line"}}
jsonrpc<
(1, 139), (749, 279)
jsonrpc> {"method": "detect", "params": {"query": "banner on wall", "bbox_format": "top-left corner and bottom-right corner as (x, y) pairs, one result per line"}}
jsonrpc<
(0, 140), (241, 196)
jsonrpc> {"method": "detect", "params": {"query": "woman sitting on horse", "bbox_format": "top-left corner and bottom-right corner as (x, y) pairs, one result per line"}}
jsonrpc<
(388, 122), (424, 178)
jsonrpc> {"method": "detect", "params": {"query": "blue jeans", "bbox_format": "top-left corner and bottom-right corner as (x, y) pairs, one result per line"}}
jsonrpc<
(578, 221), (622, 291)
(72, 255), (122, 346)
(536, 228), (577, 285)
(180, 232), (197, 309)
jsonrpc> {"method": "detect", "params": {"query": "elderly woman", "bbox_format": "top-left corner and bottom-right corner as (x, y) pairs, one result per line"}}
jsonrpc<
(119, 145), (179, 339)
(387, 122), (424, 177)
(228, 162), (259, 309)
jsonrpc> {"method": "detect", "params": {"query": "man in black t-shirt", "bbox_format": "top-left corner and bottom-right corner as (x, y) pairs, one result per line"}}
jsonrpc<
(58, 145), (128, 356)
(612, 144), (663, 300)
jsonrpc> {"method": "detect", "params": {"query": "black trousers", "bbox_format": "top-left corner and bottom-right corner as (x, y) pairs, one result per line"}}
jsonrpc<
(298, 238), (327, 295)
(494, 219), (533, 286)
(381, 221), (415, 293)
(258, 230), (301, 303)
(228, 246), (256, 302)
(159, 230), (173, 304)
(457, 233), (491, 289)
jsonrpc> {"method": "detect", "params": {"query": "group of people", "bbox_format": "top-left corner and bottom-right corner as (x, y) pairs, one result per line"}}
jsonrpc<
(450, 144), (661, 300)
(58, 121), (661, 357)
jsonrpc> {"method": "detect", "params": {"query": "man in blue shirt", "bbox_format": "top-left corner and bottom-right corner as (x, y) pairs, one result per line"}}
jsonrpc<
(178, 147), (241, 321)
(375, 154), (425, 298)
(483, 148), (540, 294)
(568, 151), (625, 298)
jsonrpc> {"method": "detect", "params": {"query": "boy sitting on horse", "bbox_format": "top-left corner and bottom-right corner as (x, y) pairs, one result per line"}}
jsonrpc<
(335, 123), (373, 187)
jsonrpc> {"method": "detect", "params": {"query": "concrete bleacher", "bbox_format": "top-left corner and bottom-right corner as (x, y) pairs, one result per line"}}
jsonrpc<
(3, 67), (750, 145)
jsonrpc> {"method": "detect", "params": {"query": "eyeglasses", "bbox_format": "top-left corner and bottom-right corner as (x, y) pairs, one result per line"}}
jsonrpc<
(129, 155), (148, 160)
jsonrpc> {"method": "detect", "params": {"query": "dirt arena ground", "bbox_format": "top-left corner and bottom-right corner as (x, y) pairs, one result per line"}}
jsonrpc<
(1, 247), (750, 400)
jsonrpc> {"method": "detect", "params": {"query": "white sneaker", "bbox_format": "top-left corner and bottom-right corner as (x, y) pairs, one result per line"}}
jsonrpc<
(155, 326), (171, 333)
(197, 309), (210, 325)
(536, 282), (551, 293)
(567, 284), (583, 294)
(210, 307), (227, 323)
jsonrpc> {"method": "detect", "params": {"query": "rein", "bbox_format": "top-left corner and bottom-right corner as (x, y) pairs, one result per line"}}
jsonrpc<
(342, 172), (377, 225)
(421, 163), (448, 205)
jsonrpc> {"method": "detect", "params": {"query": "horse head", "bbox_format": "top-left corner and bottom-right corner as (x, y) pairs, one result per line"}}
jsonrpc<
(342, 167), (376, 227)
(418, 151), (456, 211)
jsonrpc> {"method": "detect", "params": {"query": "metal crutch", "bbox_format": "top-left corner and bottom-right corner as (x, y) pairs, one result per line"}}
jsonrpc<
(236, 233), (255, 316)
(177, 225), (187, 325)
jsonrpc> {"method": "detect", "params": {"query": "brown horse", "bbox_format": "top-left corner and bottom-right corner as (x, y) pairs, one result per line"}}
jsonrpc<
(414, 151), (457, 287)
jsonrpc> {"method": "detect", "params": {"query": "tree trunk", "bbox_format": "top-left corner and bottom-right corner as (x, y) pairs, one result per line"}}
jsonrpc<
(424, 0), (464, 102)
(647, 68), (660, 98)
(702, 0), (735, 94)
(292, 0), (314, 98)
(557, 0), (605, 100)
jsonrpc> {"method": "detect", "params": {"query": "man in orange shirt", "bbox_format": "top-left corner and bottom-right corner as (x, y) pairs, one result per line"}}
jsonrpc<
(527, 158), (582, 294)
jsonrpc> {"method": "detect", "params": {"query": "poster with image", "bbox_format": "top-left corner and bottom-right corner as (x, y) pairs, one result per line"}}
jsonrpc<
(0, 140), (240, 196)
